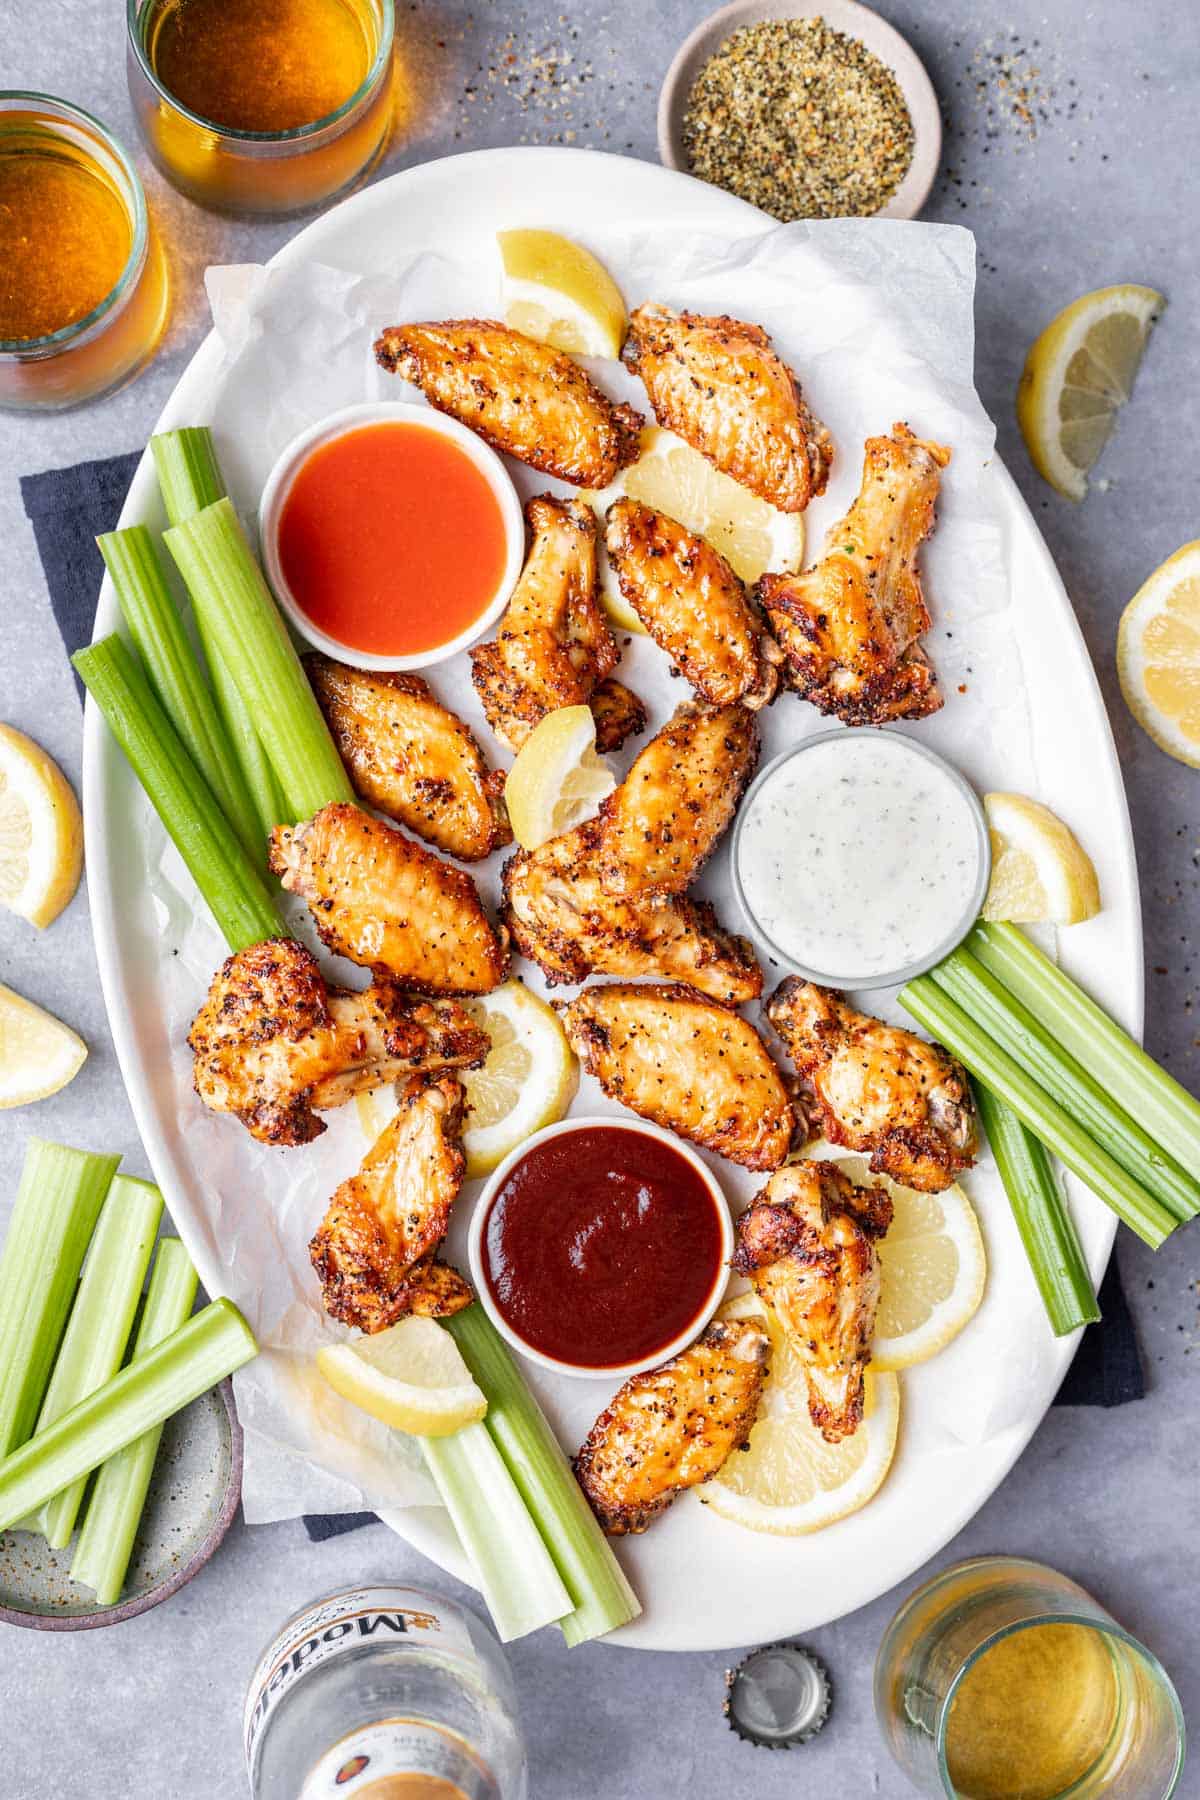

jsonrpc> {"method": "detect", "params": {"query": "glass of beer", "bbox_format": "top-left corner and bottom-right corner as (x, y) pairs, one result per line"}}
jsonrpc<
(0, 93), (168, 410)
(126, 0), (395, 216)
(875, 1556), (1185, 1798)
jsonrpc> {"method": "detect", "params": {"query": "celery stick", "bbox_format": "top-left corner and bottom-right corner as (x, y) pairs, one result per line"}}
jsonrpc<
(197, 625), (289, 842)
(151, 428), (225, 527)
(71, 1238), (199, 1604)
(165, 497), (353, 823)
(73, 635), (286, 953)
(0, 1300), (257, 1532)
(445, 1307), (640, 1646)
(0, 1143), (120, 1461)
(421, 1424), (572, 1643)
(33, 1175), (163, 1548)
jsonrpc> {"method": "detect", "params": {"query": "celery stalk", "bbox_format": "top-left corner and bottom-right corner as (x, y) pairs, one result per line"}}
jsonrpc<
(420, 1424), (572, 1643)
(32, 1175), (163, 1548)
(151, 428), (225, 526)
(445, 1307), (640, 1646)
(73, 635), (286, 953)
(0, 1300), (257, 1532)
(196, 625), (289, 842)
(71, 1238), (199, 1604)
(0, 1142), (120, 1460)
(164, 497), (353, 822)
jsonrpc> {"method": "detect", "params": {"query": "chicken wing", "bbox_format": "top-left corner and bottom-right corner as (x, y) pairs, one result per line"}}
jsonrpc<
(188, 938), (487, 1146)
(375, 318), (642, 487)
(604, 500), (782, 708)
(504, 819), (762, 1005)
(732, 1161), (891, 1443)
(559, 982), (793, 1168)
(269, 803), (508, 995)
(622, 303), (832, 512)
(595, 701), (759, 897)
(758, 424), (949, 725)
(766, 978), (978, 1192)
(305, 655), (510, 862)
(589, 675), (648, 753)
(574, 1318), (770, 1533)
(309, 1075), (473, 1332)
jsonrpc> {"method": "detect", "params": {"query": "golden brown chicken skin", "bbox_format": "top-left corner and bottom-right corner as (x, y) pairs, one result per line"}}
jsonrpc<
(588, 675), (648, 753)
(594, 701), (759, 898)
(766, 978), (978, 1192)
(310, 1075), (473, 1332)
(758, 423), (949, 725)
(604, 500), (782, 708)
(269, 803), (509, 996)
(622, 303), (833, 512)
(188, 938), (488, 1146)
(305, 655), (510, 862)
(375, 319), (642, 487)
(559, 982), (794, 1168)
(575, 1318), (771, 1533)
(504, 819), (762, 1005)
(733, 1161), (891, 1443)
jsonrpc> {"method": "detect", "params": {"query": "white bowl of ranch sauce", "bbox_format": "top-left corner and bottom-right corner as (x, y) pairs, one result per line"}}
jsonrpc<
(731, 729), (991, 989)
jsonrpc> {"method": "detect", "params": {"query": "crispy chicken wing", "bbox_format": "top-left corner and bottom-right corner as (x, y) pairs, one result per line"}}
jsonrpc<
(310, 1075), (473, 1332)
(622, 303), (832, 512)
(269, 803), (509, 995)
(766, 978), (978, 1192)
(188, 938), (487, 1146)
(375, 319), (642, 487)
(604, 500), (782, 708)
(595, 701), (759, 897)
(575, 1318), (771, 1533)
(504, 820), (762, 1005)
(589, 675), (648, 752)
(560, 982), (793, 1168)
(305, 655), (510, 862)
(758, 423), (949, 725)
(733, 1161), (891, 1443)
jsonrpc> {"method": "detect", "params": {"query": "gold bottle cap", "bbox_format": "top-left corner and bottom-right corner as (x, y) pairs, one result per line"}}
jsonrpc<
(724, 1643), (832, 1748)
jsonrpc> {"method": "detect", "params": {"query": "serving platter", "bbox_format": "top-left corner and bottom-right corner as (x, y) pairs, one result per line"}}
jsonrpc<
(82, 148), (1142, 1653)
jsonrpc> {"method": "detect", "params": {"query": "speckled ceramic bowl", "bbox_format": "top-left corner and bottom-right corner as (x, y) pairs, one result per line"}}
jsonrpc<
(0, 1377), (242, 1631)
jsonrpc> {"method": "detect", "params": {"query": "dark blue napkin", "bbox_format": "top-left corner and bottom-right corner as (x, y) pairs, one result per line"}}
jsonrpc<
(20, 450), (1145, 1542)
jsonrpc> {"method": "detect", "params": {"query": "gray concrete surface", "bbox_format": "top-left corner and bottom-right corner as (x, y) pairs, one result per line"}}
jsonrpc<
(1, 2), (1197, 1795)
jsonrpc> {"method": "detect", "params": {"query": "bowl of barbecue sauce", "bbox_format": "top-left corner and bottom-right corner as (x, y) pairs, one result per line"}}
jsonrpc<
(469, 1118), (733, 1380)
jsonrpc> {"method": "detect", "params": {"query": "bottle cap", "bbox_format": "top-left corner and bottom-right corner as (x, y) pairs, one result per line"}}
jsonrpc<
(723, 1642), (832, 1748)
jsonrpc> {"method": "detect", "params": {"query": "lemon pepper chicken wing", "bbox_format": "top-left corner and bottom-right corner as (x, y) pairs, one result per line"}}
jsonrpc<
(766, 978), (978, 1192)
(588, 675), (648, 753)
(305, 655), (510, 862)
(622, 302), (833, 512)
(188, 938), (488, 1146)
(374, 318), (642, 488)
(575, 1318), (771, 1533)
(269, 803), (508, 995)
(559, 982), (793, 1168)
(733, 1161), (891, 1443)
(759, 424), (949, 725)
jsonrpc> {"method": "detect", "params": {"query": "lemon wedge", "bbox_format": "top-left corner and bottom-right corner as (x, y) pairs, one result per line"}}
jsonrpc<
(498, 229), (627, 361)
(700, 1291), (900, 1536)
(1117, 540), (1200, 768)
(1016, 284), (1164, 500)
(503, 705), (615, 851)
(0, 982), (87, 1109)
(461, 981), (578, 1178)
(316, 1315), (487, 1437)
(983, 792), (1101, 925)
(0, 724), (83, 928)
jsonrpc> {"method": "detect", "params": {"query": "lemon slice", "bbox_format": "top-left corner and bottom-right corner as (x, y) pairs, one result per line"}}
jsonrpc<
(0, 724), (83, 928)
(1016, 284), (1164, 500)
(498, 229), (627, 361)
(316, 1314), (487, 1437)
(1117, 540), (1200, 768)
(700, 1291), (900, 1536)
(503, 705), (615, 851)
(461, 981), (578, 1178)
(0, 982), (87, 1109)
(982, 792), (1101, 925)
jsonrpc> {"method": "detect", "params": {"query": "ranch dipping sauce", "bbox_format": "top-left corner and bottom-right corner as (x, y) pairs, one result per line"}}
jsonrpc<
(733, 732), (989, 986)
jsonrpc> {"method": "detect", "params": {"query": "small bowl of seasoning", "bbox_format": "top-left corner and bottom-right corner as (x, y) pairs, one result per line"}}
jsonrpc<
(731, 729), (991, 989)
(469, 1117), (734, 1381)
(659, 0), (941, 221)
